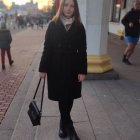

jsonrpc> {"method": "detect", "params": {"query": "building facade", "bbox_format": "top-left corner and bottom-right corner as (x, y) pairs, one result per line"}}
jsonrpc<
(78, 0), (136, 74)
(109, 0), (135, 37)
(78, 0), (113, 73)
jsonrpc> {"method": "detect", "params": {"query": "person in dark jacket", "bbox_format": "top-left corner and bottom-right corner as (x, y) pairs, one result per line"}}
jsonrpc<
(121, 1), (140, 65)
(0, 23), (14, 70)
(39, 0), (87, 139)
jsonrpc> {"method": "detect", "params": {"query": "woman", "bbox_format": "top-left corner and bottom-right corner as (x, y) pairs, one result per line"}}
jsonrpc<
(39, 0), (87, 139)
(121, 1), (140, 65)
(0, 22), (14, 70)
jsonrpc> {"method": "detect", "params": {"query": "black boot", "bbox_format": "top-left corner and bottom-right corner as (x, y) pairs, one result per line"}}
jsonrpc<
(125, 59), (132, 65)
(59, 120), (67, 138)
(9, 60), (14, 66)
(66, 124), (80, 140)
(122, 54), (127, 62)
(2, 65), (5, 70)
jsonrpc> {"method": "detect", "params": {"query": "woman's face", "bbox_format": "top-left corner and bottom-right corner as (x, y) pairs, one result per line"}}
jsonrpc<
(63, 0), (75, 18)
(133, 2), (140, 10)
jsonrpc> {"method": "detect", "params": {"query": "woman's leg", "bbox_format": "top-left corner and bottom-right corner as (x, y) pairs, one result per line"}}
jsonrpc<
(59, 99), (74, 125)
(58, 99), (80, 140)
(6, 48), (14, 65)
(1, 49), (6, 70)
(58, 99), (73, 138)
(123, 43), (135, 64)
(126, 45), (135, 59)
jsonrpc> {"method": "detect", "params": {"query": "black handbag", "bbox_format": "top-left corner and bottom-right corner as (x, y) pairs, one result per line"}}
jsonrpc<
(27, 78), (45, 126)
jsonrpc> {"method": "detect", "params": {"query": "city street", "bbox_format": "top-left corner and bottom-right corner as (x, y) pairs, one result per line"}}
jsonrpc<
(1, 0), (140, 139)
(0, 27), (140, 140)
(0, 27), (46, 123)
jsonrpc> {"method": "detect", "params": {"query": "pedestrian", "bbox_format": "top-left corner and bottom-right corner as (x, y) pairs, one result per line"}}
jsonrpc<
(39, 0), (87, 139)
(121, 0), (140, 65)
(0, 22), (14, 70)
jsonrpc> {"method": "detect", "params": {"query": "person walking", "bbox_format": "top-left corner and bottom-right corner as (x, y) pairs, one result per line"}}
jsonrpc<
(121, 0), (140, 65)
(39, 0), (87, 139)
(0, 22), (14, 70)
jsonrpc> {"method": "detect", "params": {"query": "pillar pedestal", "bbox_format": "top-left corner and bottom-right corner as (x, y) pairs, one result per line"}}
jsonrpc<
(86, 55), (119, 80)
(78, 0), (119, 79)
(87, 55), (112, 73)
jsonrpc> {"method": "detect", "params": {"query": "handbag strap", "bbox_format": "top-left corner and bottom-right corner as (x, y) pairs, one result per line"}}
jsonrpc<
(33, 78), (41, 99)
(40, 78), (45, 113)
(33, 78), (45, 113)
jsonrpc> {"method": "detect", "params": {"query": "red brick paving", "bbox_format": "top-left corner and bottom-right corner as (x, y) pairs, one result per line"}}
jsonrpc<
(0, 28), (46, 123)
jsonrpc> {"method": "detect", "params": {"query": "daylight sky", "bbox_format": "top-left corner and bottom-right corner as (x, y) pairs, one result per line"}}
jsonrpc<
(3, 0), (48, 5)
(2, 0), (53, 9)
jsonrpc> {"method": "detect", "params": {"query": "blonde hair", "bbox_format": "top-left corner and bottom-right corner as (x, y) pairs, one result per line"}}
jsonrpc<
(53, 0), (81, 24)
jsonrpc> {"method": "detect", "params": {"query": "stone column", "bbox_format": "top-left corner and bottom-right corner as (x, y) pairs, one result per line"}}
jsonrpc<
(77, 0), (87, 27)
(79, 0), (113, 73)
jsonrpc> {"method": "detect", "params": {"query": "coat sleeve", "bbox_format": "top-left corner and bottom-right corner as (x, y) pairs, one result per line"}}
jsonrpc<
(121, 11), (131, 26)
(39, 21), (53, 72)
(8, 30), (12, 44)
(78, 24), (87, 74)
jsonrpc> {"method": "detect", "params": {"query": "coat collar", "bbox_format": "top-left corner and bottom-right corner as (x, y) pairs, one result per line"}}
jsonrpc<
(57, 19), (75, 33)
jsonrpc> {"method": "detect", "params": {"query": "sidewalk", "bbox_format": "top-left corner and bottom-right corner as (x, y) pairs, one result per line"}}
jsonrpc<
(0, 28), (46, 123)
(108, 34), (140, 83)
(0, 29), (140, 140)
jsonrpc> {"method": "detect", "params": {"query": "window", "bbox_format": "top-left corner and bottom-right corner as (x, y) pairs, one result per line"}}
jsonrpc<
(111, 0), (126, 22)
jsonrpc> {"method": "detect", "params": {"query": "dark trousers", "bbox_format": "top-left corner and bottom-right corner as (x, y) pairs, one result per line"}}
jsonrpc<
(58, 99), (74, 125)
(0, 48), (12, 65)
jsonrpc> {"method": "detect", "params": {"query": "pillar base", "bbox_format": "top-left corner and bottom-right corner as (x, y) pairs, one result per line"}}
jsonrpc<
(87, 55), (113, 73)
(86, 69), (119, 80)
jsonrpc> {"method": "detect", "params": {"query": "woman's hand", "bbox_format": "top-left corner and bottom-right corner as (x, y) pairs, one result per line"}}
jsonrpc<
(78, 74), (86, 82)
(40, 72), (47, 78)
(129, 22), (133, 27)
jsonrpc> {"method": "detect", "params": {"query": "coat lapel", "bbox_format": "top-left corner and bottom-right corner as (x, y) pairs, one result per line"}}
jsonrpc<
(57, 20), (75, 33)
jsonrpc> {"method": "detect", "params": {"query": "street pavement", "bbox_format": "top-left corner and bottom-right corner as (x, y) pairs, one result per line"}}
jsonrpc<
(0, 28), (140, 140)
(0, 27), (46, 123)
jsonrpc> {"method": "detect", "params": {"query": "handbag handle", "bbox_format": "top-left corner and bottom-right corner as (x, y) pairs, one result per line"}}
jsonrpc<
(33, 78), (45, 113)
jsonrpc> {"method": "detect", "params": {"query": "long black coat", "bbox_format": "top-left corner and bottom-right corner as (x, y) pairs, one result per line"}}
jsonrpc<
(0, 29), (12, 49)
(39, 20), (87, 101)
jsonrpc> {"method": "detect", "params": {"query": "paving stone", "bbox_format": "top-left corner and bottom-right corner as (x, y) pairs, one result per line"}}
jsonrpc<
(105, 80), (140, 130)
(82, 81), (121, 140)
(1, 28), (140, 140)
(36, 118), (95, 140)
(0, 130), (13, 140)
(0, 28), (46, 123)
(89, 81), (140, 140)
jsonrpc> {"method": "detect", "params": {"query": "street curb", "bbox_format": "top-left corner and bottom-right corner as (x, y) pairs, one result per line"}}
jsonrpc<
(0, 50), (42, 140)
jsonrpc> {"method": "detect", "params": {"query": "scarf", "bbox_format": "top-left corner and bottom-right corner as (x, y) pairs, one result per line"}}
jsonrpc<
(61, 16), (74, 31)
